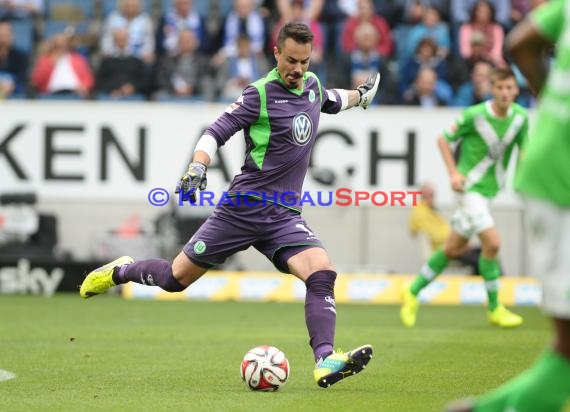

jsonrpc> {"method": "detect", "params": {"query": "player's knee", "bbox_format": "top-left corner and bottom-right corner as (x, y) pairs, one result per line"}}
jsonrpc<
(443, 244), (463, 259)
(172, 253), (208, 288)
(482, 240), (500, 257)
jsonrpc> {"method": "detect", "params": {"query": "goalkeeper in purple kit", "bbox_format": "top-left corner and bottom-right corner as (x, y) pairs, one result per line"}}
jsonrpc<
(80, 22), (380, 388)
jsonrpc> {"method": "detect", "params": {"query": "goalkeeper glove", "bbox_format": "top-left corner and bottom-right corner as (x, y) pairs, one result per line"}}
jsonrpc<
(356, 72), (381, 109)
(175, 162), (207, 203)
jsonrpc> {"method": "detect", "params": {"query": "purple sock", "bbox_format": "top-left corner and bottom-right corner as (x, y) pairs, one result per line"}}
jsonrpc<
(305, 270), (337, 362)
(112, 258), (186, 292)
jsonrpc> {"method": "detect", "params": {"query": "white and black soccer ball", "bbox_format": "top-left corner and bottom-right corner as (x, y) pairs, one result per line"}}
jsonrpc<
(240, 345), (290, 391)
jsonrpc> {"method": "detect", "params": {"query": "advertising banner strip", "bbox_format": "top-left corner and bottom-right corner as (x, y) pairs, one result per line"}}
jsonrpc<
(0, 102), (524, 205)
(122, 272), (542, 306)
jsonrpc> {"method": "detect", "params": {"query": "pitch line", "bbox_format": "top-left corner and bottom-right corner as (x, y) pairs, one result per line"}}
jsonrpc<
(0, 369), (16, 382)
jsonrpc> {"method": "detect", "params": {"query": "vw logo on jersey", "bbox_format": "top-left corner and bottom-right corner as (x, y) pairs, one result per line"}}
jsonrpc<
(292, 112), (313, 146)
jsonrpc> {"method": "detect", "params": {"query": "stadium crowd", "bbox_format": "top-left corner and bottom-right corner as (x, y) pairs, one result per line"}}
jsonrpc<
(0, 0), (543, 105)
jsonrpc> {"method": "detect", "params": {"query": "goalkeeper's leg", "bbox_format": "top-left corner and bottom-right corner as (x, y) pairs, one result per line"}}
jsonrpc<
(80, 252), (207, 298)
(285, 247), (373, 388)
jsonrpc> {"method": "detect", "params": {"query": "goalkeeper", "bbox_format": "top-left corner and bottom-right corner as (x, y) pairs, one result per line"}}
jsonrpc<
(401, 67), (528, 329)
(80, 23), (380, 389)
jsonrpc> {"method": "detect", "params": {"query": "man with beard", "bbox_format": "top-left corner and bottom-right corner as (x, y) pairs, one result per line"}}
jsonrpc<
(80, 22), (380, 389)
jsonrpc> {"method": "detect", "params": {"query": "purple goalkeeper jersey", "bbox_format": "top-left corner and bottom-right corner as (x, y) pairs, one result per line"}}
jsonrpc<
(204, 68), (343, 212)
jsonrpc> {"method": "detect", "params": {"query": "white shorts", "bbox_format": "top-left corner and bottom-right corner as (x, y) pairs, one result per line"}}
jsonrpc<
(451, 192), (495, 239)
(525, 198), (570, 319)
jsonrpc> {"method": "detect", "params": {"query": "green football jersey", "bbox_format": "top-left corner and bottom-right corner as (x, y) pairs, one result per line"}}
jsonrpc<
(444, 101), (528, 198)
(515, 0), (570, 207)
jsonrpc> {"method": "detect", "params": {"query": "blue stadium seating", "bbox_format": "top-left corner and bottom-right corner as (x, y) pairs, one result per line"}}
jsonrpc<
(43, 20), (89, 39)
(36, 93), (85, 101)
(97, 93), (147, 102)
(160, 0), (221, 18)
(393, 25), (413, 72)
(10, 20), (34, 54)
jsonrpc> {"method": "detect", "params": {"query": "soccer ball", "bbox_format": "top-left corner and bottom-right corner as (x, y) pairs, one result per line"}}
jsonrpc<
(240, 345), (290, 391)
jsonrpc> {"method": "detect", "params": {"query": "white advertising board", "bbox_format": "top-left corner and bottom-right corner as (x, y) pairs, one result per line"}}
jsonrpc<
(0, 102), (522, 206)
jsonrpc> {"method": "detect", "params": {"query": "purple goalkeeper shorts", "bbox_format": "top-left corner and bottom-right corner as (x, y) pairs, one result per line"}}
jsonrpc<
(182, 202), (324, 273)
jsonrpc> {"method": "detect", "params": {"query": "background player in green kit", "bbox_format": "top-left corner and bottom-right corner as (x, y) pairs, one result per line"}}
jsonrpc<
(447, 1), (570, 411)
(401, 67), (527, 329)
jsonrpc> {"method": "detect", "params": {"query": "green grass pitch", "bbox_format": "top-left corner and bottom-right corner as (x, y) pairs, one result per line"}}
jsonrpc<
(0, 295), (550, 411)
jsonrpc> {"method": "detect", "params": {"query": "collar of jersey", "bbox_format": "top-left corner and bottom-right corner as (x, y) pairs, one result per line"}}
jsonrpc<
(270, 68), (306, 96)
(485, 100), (513, 119)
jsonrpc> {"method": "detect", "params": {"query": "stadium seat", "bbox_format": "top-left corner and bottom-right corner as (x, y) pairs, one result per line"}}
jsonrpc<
(154, 94), (206, 103)
(36, 93), (86, 101)
(160, 0), (172, 13)
(218, 0), (233, 17)
(46, 0), (94, 21)
(102, 0), (153, 17)
(10, 20), (34, 54)
(159, 0), (232, 18)
(97, 93), (147, 102)
(393, 24), (413, 73)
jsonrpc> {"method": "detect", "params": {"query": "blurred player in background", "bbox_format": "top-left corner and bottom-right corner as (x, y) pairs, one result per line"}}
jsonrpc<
(448, 1), (570, 410)
(401, 67), (528, 328)
(80, 22), (380, 389)
(409, 181), (503, 276)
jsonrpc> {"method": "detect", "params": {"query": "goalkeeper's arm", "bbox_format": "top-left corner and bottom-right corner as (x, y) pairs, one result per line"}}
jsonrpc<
(333, 72), (381, 110)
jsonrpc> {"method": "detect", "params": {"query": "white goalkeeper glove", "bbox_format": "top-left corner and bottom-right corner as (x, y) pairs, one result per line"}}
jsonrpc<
(356, 72), (381, 109)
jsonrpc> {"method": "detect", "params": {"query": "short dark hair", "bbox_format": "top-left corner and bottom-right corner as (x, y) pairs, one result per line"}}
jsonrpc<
(491, 67), (516, 84)
(276, 22), (313, 51)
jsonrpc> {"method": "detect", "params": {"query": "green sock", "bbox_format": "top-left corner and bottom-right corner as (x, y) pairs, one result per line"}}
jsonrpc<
(410, 248), (449, 296)
(479, 256), (500, 311)
(475, 350), (570, 412)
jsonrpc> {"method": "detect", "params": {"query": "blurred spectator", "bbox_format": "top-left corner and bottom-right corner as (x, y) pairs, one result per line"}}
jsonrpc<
(155, 29), (204, 100)
(156, 0), (208, 56)
(276, 0), (324, 22)
(452, 60), (493, 106)
(400, 37), (447, 95)
(447, 30), (495, 90)
(221, 34), (264, 101)
(450, 0), (511, 29)
(100, 0), (155, 64)
(215, 0), (265, 64)
(31, 32), (93, 98)
(95, 28), (147, 100)
(350, 22), (381, 90)
(529, 0), (546, 8)
(396, 0), (448, 25)
(459, 1), (505, 67)
(271, 0), (324, 74)
(0, 21), (28, 97)
(0, 0), (43, 20)
(341, 0), (393, 59)
(510, 0), (531, 28)
(402, 67), (449, 107)
(410, 182), (451, 256)
(409, 182), (496, 276)
(406, 6), (450, 60)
